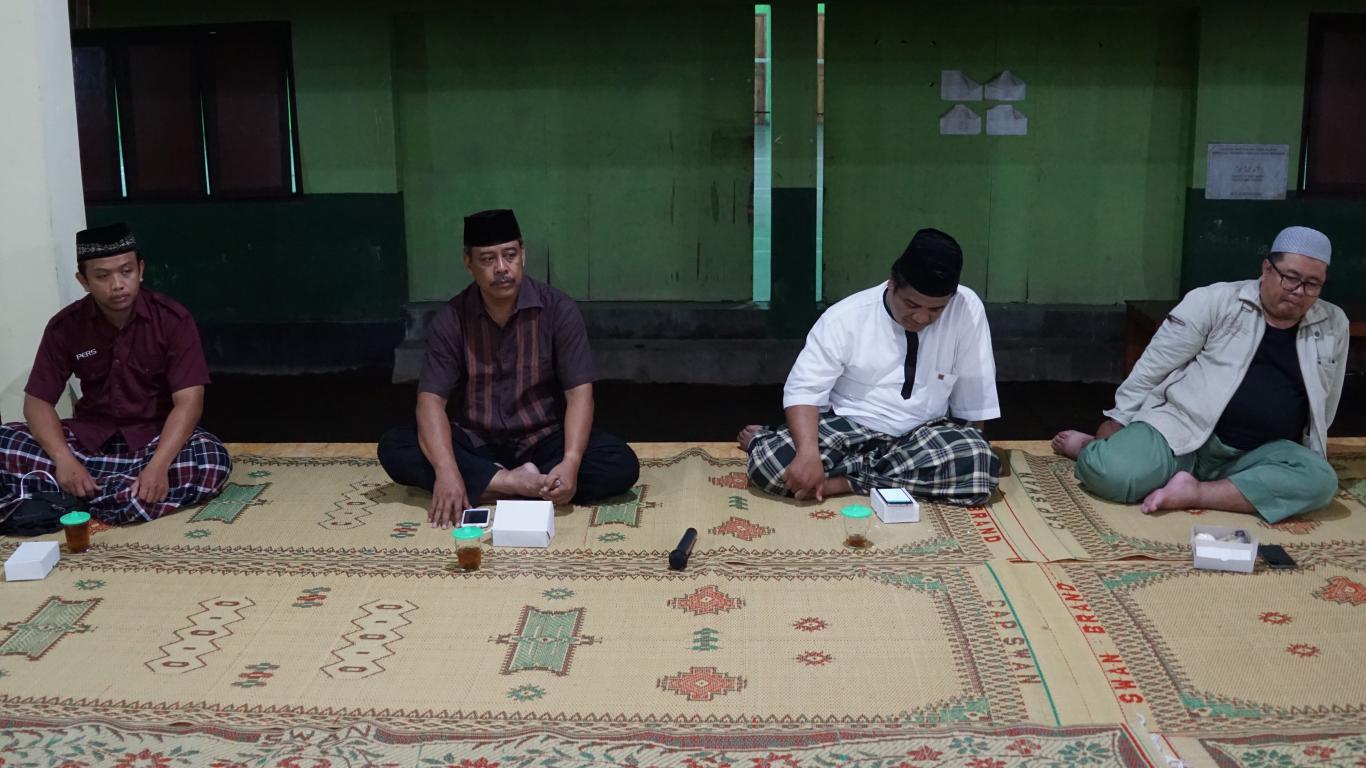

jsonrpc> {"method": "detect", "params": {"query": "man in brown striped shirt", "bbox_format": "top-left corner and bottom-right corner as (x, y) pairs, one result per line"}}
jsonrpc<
(378, 209), (639, 527)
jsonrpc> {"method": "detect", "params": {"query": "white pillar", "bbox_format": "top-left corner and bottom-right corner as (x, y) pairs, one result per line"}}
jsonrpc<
(0, 0), (85, 422)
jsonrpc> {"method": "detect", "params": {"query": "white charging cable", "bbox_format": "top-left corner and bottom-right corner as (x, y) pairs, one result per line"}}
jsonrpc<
(17, 469), (60, 500)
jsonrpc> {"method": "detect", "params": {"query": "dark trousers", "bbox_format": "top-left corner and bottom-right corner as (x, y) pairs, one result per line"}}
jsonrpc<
(377, 424), (640, 505)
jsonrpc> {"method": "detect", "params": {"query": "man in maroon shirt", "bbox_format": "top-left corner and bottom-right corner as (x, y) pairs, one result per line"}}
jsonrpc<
(378, 209), (639, 527)
(0, 223), (231, 525)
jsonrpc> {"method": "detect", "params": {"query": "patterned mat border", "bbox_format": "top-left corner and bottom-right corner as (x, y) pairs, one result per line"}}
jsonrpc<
(0, 719), (1158, 768)
(1052, 556), (1366, 735)
(36, 542), (1008, 578)
(0, 709), (1149, 752)
(0, 699), (1059, 739)
(1196, 730), (1366, 768)
(1010, 452), (1199, 561)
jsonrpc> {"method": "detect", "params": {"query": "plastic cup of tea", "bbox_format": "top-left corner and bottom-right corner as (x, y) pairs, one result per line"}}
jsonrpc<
(60, 510), (92, 554)
(452, 525), (485, 571)
(841, 504), (874, 549)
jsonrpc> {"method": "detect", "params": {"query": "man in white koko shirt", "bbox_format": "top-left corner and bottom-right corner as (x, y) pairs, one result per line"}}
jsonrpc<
(738, 228), (1001, 506)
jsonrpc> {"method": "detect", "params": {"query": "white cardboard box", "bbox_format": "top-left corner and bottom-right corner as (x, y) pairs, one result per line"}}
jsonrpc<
(872, 488), (920, 523)
(492, 500), (555, 548)
(5, 541), (61, 581)
(1191, 524), (1258, 573)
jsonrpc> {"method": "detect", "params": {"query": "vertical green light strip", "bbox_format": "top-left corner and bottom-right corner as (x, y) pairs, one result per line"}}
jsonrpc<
(285, 70), (298, 193)
(112, 82), (129, 198)
(1299, 142), (1309, 191)
(815, 2), (824, 302)
(199, 92), (211, 196)
(753, 4), (773, 303)
(764, 4), (772, 117)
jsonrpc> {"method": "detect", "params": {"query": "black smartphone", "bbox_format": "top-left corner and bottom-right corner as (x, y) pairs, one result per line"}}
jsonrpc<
(1258, 544), (1297, 570)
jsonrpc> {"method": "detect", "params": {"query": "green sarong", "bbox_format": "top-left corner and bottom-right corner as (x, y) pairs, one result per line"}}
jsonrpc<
(1074, 422), (1338, 523)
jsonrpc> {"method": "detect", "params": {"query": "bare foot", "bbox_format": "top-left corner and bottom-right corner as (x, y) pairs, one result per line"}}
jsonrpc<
(1141, 471), (1200, 514)
(489, 462), (548, 498)
(1051, 430), (1096, 459)
(737, 425), (763, 452)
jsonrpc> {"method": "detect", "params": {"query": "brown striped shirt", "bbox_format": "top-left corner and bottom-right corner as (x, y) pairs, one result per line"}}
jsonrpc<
(418, 277), (596, 453)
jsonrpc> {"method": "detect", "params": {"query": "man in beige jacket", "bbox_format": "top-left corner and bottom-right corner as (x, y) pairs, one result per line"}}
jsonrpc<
(1053, 226), (1349, 523)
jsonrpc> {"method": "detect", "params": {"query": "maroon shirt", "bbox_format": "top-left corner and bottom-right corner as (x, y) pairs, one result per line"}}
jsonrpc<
(25, 289), (211, 453)
(418, 276), (596, 454)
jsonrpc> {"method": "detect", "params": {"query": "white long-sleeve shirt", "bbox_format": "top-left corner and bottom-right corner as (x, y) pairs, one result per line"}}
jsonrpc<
(782, 283), (1000, 437)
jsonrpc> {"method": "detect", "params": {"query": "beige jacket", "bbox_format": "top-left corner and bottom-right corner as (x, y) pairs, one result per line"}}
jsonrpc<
(1106, 280), (1349, 457)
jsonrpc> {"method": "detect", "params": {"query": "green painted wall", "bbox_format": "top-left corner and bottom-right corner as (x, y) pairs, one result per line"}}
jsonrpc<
(92, 1), (752, 308)
(1188, 2), (1309, 190)
(89, 0), (1366, 312)
(767, 0), (820, 335)
(86, 195), (407, 323)
(1182, 197), (1366, 305)
(91, 0), (399, 195)
(90, 2), (405, 324)
(823, 2), (1198, 305)
(393, 2), (752, 302)
(1182, 0), (1366, 302)
(1189, 0), (1366, 190)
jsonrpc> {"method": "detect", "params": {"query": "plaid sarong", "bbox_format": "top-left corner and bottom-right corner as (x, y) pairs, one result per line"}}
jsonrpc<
(746, 414), (1000, 506)
(0, 422), (232, 525)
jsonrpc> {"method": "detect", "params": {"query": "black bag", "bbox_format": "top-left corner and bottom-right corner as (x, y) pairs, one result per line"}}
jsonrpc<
(0, 473), (83, 537)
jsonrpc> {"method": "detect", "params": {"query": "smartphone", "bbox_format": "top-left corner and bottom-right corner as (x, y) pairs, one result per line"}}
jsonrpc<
(460, 507), (491, 528)
(876, 488), (914, 505)
(1258, 544), (1297, 570)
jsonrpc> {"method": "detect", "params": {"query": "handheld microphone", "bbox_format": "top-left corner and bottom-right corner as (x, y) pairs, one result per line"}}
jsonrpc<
(669, 527), (698, 571)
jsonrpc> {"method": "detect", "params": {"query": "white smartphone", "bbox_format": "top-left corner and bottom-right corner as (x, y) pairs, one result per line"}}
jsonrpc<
(460, 507), (492, 528)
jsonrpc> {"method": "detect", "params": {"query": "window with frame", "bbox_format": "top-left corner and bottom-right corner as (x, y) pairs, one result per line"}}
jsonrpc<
(1299, 13), (1366, 193)
(72, 22), (302, 202)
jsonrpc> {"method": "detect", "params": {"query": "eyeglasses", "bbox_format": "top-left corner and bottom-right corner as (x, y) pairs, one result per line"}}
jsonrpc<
(1267, 261), (1324, 297)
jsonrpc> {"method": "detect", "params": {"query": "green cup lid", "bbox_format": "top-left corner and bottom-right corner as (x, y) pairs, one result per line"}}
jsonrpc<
(60, 511), (91, 526)
(840, 505), (873, 519)
(452, 525), (485, 541)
